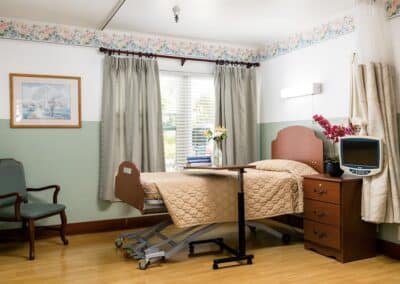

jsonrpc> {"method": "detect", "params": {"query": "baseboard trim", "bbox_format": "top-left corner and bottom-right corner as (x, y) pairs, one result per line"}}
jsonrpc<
(377, 239), (400, 260)
(2, 214), (400, 261)
(0, 214), (170, 242)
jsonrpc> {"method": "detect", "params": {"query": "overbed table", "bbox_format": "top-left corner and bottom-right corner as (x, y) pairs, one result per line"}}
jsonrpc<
(183, 164), (255, 269)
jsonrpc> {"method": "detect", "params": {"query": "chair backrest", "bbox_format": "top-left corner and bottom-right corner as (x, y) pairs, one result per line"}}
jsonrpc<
(0, 159), (27, 207)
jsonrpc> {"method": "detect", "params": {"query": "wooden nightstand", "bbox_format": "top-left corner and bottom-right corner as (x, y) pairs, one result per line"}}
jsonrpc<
(303, 174), (376, 263)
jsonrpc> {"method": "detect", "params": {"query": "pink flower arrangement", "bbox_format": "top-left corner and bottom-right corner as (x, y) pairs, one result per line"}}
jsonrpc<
(313, 114), (355, 161)
(312, 114), (355, 143)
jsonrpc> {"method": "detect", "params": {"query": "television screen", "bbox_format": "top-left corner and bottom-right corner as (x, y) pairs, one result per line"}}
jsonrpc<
(341, 139), (379, 168)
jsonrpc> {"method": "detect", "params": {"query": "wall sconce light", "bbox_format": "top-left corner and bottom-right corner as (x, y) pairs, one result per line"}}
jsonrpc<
(280, 83), (322, 99)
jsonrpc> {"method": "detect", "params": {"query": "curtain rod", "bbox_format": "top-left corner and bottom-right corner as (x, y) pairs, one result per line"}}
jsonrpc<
(99, 47), (260, 68)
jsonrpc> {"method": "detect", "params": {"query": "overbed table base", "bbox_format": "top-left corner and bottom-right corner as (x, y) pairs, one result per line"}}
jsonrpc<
(189, 237), (254, 269)
(184, 166), (256, 270)
(188, 171), (254, 269)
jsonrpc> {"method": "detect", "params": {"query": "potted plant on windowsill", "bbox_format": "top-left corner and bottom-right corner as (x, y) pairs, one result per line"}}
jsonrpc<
(312, 114), (355, 177)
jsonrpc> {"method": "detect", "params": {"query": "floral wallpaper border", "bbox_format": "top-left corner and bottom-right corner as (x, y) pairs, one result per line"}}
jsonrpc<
(257, 16), (355, 61)
(0, 16), (355, 62)
(0, 17), (260, 62)
(387, 0), (400, 18)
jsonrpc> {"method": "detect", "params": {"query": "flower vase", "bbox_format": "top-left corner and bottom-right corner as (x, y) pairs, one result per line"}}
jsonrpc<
(325, 161), (344, 177)
(325, 143), (343, 177)
(213, 140), (223, 167)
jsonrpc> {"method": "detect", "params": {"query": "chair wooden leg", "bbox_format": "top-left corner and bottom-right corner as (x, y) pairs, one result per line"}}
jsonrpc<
(22, 220), (28, 243)
(28, 218), (35, 260)
(60, 211), (69, 245)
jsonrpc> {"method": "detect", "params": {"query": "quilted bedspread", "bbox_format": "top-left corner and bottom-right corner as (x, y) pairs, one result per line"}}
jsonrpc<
(141, 160), (318, 228)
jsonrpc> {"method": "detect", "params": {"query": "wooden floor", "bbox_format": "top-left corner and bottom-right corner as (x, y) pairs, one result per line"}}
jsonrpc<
(1, 222), (400, 284)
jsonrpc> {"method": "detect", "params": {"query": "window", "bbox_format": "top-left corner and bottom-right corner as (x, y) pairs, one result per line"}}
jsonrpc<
(160, 72), (215, 171)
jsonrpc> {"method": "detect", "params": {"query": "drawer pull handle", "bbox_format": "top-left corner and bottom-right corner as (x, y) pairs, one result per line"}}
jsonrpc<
(313, 229), (327, 239)
(313, 188), (327, 195)
(313, 210), (327, 217)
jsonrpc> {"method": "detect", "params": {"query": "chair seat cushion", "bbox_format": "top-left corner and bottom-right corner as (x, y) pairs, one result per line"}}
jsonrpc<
(0, 203), (65, 219)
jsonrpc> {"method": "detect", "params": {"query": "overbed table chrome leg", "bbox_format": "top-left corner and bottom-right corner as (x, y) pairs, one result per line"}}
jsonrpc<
(189, 168), (254, 269)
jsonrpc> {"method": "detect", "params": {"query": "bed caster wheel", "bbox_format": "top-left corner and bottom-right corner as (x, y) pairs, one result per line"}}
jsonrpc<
(212, 263), (218, 270)
(115, 238), (123, 248)
(138, 259), (149, 270)
(282, 234), (291, 245)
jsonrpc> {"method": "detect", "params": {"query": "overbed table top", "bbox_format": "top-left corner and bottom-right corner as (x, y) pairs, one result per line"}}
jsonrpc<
(184, 165), (256, 171)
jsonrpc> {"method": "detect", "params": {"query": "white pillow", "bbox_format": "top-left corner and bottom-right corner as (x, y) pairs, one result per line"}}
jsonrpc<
(250, 159), (318, 176)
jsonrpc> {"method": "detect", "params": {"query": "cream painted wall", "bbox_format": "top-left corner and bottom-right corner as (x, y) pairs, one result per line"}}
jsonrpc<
(259, 17), (400, 124)
(0, 39), (215, 121)
(0, 40), (103, 121)
(259, 33), (356, 123)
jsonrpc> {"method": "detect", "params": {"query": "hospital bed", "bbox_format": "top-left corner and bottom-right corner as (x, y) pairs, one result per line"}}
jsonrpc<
(114, 126), (324, 269)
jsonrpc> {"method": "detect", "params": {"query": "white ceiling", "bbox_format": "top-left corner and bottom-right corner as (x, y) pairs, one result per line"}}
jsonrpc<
(0, 0), (354, 46)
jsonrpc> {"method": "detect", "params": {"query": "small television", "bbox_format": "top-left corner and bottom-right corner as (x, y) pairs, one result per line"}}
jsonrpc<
(339, 136), (382, 177)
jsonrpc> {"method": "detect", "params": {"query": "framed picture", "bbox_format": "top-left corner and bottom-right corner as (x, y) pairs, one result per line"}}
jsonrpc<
(9, 73), (81, 128)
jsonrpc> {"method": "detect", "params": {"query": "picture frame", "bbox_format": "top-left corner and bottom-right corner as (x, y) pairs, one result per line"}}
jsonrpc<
(9, 73), (81, 128)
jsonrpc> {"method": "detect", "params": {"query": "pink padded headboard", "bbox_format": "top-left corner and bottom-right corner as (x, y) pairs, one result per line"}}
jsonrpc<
(271, 126), (324, 173)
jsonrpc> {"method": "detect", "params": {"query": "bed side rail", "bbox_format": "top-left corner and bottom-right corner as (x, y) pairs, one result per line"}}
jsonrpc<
(115, 161), (144, 213)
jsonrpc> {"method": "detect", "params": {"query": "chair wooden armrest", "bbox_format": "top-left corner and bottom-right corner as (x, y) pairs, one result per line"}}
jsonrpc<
(27, 185), (61, 204)
(0, 192), (23, 220)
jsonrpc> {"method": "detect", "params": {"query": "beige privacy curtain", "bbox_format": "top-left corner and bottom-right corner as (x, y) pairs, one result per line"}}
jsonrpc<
(350, 63), (400, 223)
(215, 65), (258, 165)
(100, 56), (165, 201)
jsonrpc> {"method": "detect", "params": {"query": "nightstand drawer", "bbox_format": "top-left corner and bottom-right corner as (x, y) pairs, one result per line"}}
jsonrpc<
(304, 199), (340, 227)
(304, 220), (341, 250)
(303, 179), (341, 204)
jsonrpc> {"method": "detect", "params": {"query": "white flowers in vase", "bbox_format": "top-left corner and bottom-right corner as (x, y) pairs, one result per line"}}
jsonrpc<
(204, 126), (227, 167)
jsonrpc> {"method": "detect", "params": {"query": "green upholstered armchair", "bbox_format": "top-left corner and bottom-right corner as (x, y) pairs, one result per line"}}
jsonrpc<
(0, 159), (68, 260)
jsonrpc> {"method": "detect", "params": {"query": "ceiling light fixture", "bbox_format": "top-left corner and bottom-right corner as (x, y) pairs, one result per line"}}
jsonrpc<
(172, 5), (181, 23)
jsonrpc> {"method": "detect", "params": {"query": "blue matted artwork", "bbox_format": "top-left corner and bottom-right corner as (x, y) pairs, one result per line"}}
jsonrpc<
(10, 73), (81, 128)
(21, 82), (71, 120)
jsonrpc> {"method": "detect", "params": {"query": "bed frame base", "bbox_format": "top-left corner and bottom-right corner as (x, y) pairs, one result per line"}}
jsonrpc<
(117, 220), (221, 270)
(138, 223), (220, 270)
(115, 218), (173, 259)
(116, 218), (297, 270)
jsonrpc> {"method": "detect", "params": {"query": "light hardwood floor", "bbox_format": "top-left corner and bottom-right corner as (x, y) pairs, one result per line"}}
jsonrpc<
(0, 222), (399, 284)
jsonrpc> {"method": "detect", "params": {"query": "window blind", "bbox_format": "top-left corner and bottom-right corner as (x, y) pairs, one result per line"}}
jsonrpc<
(160, 71), (215, 171)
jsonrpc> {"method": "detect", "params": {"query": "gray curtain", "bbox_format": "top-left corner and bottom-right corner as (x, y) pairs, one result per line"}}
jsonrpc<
(100, 56), (165, 201)
(350, 63), (400, 223)
(215, 65), (258, 165)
